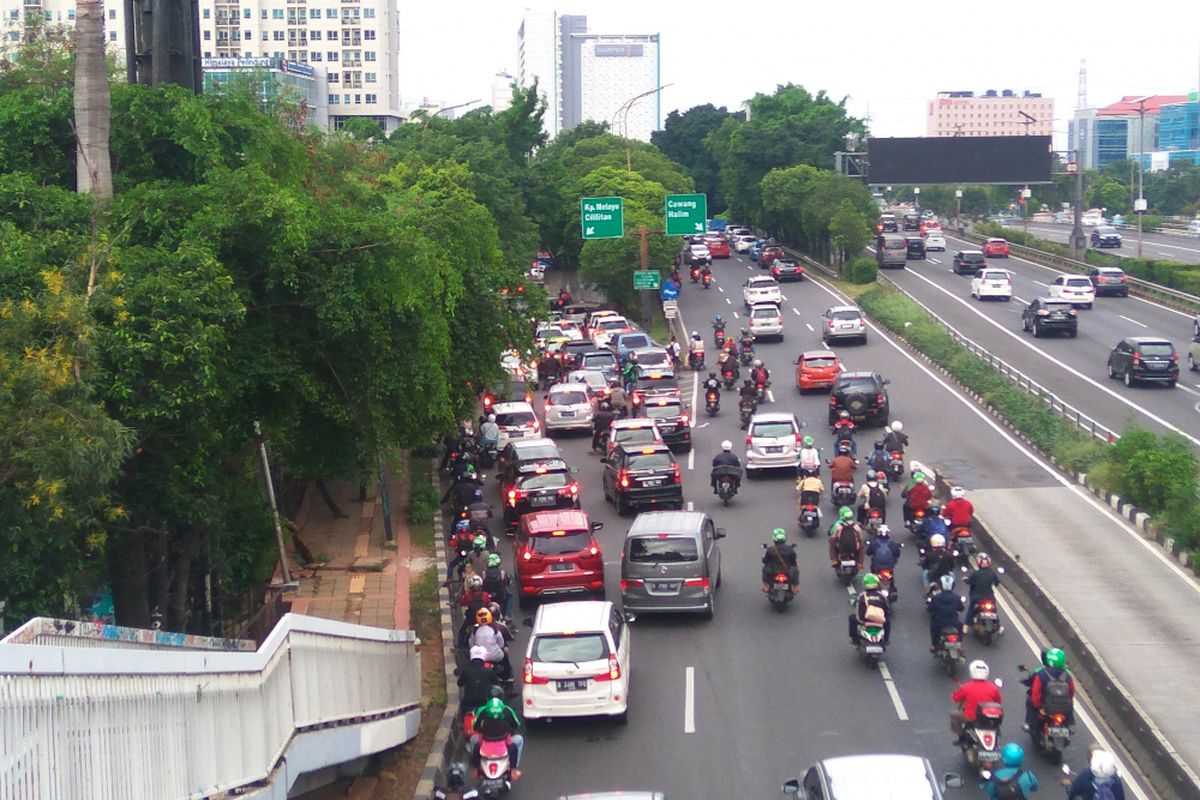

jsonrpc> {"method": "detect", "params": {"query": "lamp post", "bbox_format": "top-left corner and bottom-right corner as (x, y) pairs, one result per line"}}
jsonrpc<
(1021, 186), (1032, 239)
(1136, 97), (1148, 257)
(955, 188), (963, 232)
(914, 186), (920, 217)
(613, 84), (673, 171)
(421, 98), (481, 131)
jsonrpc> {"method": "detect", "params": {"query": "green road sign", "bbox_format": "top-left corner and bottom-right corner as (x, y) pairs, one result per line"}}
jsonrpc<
(633, 270), (661, 291)
(664, 193), (708, 236)
(580, 196), (624, 239)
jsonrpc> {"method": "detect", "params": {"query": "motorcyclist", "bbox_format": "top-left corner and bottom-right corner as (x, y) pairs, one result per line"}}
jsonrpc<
(738, 378), (758, 406)
(443, 466), (484, 510)
(608, 383), (629, 417)
(700, 262), (713, 283)
(1022, 646), (1075, 732)
(466, 534), (493, 579)
(882, 420), (909, 454)
(703, 371), (722, 394)
(1066, 749), (1125, 800)
(849, 572), (891, 645)
(926, 572), (966, 651)
(856, 472), (888, 525)
(469, 607), (512, 681)
(470, 696), (525, 781)
(458, 646), (502, 717)
(829, 446), (858, 488)
(866, 524), (901, 577)
(538, 350), (561, 388)
(712, 315), (726, 336)
(923, 500), (950, 542)
(447, 519), (476, 577)
(479, 414), (500, 450)
(982, 743), (1039, 799)
(481, 553), (513, 625)
(950, 659), (1003, 742)
(688, 331), (705, 364)
(739, 327), (755, 354)
(750, 359), (770, 391)
(432, 762), (479, 800)
(828, 507), (864, 570)
(761, 528), (799, 594)
(832, 410), (857, 455)
(920, 533), (956, 591)
(724, 336), (740, 360)
(901, 471), (933, 525)
(557, 288), (572, 308)
(711, 440), (742, 493)
(717, 348), (738, 381)
(943, 485), (975, 531)
(795, 472), (825, 520)
(965, 552), (1004, 632)
(865, 441), (889, 475)
(591, 400), (615, 452)
(797, 436), (821, 476)
(621, 352), (640, 391)
(466, 488), (492, 527)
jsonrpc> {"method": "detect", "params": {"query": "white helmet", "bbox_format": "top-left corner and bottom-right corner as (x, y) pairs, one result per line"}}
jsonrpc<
(890, 420), (903, 432)
(968, 660), (990, 680)
(877, 525), (891, 537)
(721, 440), (732, 452)
(939, 573), (955, 591)
(1090, 749), (1117, 779)
(487, 414), (496, 423)
(469, 646), (488, 661)
(909, 459), (920, 472)
(691, 330), (700, 338)
(950, 485), (965, 499)
(930, 534), (946, 548)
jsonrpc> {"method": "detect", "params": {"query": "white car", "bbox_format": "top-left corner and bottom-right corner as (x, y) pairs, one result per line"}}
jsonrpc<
(493, 401), (540, 449)
(745, 412), (803, 475)
(607, 417), (663, 458)
(687, 244), (711, 265)
(521, 600), (630, 722)
(821, 305), (868, 345)
(748, 302), (784, 341)
(555, 320), (585, 341)
(734, 235), (757, 253)
(543, 383), (594, 433)
(743, 276), (782, 308)
(923, 231), (946, 251)
(1049, 274), (1096, 308)
(970, 269), (1013, 301)
(1081, 211), (1104, 227)
(534, 325), (567, 349)
(591, 316), (632, 348)
(1187, 220), (1200, 236)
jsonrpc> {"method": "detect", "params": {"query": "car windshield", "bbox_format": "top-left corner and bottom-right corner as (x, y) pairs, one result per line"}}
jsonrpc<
(497, 411), (536, 427)
(532, 633), (609, 663)
(830, 310), (862, 322)
(550, 391), (588, 406)
(1097, 227), (1118, 234)
(635, 375), (677, 390)
(517, 471), (569, 490)
(619, 334), (651, 350)
(804, 356), (837, 369)
(1138, 343), (1174, 357)
(529, 531), (591, 555)
(626, 452), (674, 470)
(615, 428), (658, 446)
(643, 404), (682, 420)
(634, 351), (669, 367)
(537, 327), (564, 338)
(628, 536), (699, 563)
(751, 421), (795, 438)
(751, 307), (778, 318)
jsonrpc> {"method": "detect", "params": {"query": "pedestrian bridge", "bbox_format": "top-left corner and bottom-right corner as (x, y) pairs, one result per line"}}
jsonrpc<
(0, 613), (422, 799)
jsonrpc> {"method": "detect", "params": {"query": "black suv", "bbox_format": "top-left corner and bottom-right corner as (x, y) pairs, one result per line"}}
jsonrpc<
(502, 457), (580, 527)
(1091, 226), (1123, 248)
(952, 250), (987, 274)
(828, 371), (890, 427)
(905, 236), (926, 259)
(638, 396), (692, 450)
(497, 439), (561, 493)
(561, 339), (599, 371)
(602, 443), (683, 516)
(1107, 337), (1179, 387)
(1088, 266), (1129, 297)
(878, 214), (898, 233)
(1021, 298), (1078, 338)
(902, 213), (920, 231)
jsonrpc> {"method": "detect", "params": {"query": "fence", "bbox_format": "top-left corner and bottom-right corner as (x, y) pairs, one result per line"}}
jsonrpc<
(0, 613), (421, 800)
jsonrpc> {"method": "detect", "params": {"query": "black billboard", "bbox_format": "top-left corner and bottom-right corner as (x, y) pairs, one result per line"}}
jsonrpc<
(866, 136), (1053, 185)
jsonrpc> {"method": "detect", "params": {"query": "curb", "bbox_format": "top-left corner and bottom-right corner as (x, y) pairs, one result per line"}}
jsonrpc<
(413, 462), (462, 800)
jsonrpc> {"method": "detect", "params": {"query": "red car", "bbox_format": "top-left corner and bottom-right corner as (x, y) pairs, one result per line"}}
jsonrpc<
(514, 509), (605, 607)
(705, 237), (731, 259)
(982, 238), (1010, 258)
(795, 349), (841, 392)
(919, 219), (942, 234)
(760, 246), (785, 269)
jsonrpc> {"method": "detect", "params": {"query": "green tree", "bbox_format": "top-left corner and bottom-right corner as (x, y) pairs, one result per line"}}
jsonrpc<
(340, 116), (386, 141)
(1088, 179), (1128, 214)
(828, 198), (872, 265)
(652, 104), (742, 213)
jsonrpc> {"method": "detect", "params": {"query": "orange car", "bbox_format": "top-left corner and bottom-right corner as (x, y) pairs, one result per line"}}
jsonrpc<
(982, 237), (1010, 258)
(795, 349), (841, 392)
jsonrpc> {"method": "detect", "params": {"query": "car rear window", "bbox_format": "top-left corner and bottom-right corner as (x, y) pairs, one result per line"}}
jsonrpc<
(804, 356), (837, 369)
(751, 306), (779, 318)
(497, 411), (536, 426)
(964, 253), (986, 262)
(619, 334), (651, 349)
(837, 377), (879, 392)
(1064, 277), (1091, 287)
(532, 633), (609, 663)
(634, 351), (670, 367)
(628, 535), (699, 563)
(749, 279), (778, 289)
(599, 319), (628, 331)
(1138, 343), (1174, 356)
(982, 271), (1008, 281)
(538, 327), (564, 338)
(830, 310), (863, 321)
(626, 452), (673, 470)
(582, 353), (617, 368)
(550, 390), (588, 405)
(643, 404), (681, 419)
(614, 428), (658, 446)
(1097, 269), (1125, 277)
(636, 376), (678, 392)
(529, 530), (591, 555)
(751, 421), (795, 438)
(515, 444), (559, 461)
(517, 471), (569, 490)
(1043, 302), (1072, 312)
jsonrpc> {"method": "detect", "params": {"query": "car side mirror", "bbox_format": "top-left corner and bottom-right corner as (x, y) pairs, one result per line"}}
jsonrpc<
(782, 780), (801, 796)
(714, 528), (727, 539)
(591, 521), (604, 531)
(570, 466), (580, 474)
(943, 773), (964, 789)
(882, 379), (891, 385)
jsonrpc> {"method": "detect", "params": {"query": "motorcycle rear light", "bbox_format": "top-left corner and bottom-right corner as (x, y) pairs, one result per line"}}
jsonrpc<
(774, 573), (789, 583)
(1052, 713), (1065, 725)
(523, 657), (548, 685)
(880, 569), (892, 580)
(981, 706), (1004, 719)
(945, 634), (959, 643)
(981, 599), (995, 611)
(869, 509), (881, 518)
(915, 509), (925, 519)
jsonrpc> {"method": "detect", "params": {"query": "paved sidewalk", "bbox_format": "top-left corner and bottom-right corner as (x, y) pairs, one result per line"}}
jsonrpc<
(286, 458), (411, 631)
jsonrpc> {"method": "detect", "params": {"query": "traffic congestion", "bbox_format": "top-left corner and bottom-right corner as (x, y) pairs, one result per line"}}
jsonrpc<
(432, 226), (1147, 800)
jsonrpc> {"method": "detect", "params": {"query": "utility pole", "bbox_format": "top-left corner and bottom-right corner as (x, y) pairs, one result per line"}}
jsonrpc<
(955, 188), (963, 235)
(1136, 98), (1147, 257)
(638, 225), (654, 325)
(1071, 152), (1085, 260)
(254, 421), (293, 586)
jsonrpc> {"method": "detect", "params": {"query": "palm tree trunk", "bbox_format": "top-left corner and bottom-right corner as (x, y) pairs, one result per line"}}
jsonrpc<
(74, 0), (112, 201)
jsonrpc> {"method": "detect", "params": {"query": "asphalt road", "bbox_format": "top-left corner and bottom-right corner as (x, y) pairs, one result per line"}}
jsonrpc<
(482, 250), (1158, 799)
(881, 230), (1200, 448)
(1007, 221), (1200, 265)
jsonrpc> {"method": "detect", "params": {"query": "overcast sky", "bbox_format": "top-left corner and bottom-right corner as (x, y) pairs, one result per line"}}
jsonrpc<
(398, 1), (1200, 141)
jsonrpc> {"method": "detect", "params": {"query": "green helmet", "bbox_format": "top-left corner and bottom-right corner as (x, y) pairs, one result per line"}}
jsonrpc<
(862, 573), (880, 590)
(772, 528), (787, 543)
(465, 464), (476, 476)
(482, 697), (506, 719)
(487, 553), (502, 567)
(913, 471), (925, 482)
(803, 436), (814, 447)
(1001, 742), (1025, 768)
(1045, 647), (1066, 669)
(473, 534), (488, 549)
(839, 506), (854, 521)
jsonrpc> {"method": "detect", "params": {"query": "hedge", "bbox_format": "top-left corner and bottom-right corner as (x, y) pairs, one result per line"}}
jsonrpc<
(843, 257), (877, 284)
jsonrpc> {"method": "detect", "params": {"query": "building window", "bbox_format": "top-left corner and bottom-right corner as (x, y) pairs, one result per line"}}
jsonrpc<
(272, 9), (283, 18)
(310, 30), (321, 39)
(202, 8), (210, 18)
(261, 31), (268, 40)
(365, 93), (376, 104)
(309, 8), (320, 18)
(203, 30), (211, 39)
(67, 9), (74, 19)
(328, 51), (338, 60)
(354, 94), (360, 104)
(8, 10), (17, 19)
(243, 30), (251, 40)
(288, 50), (296, 59)
(273, 31), (284, 40)
(326, 8), (337, 18)
(274, 51), (283, 59)
(330, 95), (339, 104)
(363, 7), (374, 17)
(363, 29), (375, 40)
(109, 31), (117, 41)
(345, 94), (351, 104)
(44, 11), (51, 20)
(364, 50), (374, 61)
(365, 72), (375, 83)
(108, 8), (116, 18)
(328, 73), (338, 82)
(311, 52), (321, 61)
(244, 8), (251, 17)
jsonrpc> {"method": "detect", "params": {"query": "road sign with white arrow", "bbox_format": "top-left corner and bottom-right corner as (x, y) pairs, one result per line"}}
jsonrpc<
(580, 197), (624, 240)
(664, 193), (708, 236)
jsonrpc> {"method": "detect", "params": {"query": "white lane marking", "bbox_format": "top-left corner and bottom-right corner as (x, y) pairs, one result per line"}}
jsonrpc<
(782, 294), (789, 302)
(687, 448), (695, 470)
(805, 323), (815, 332)
(686, 500), (694, 512)
(1118, 314), (1147, 328)
(929, 258), (941, 264)
(876, 662), (910, 722)
(684, 666), (696, 734)
(717, 286), (724, 293)
(1033, 280), (1049, 288)
(903, 268), (1200, 448)
(725, 297), (731, 305)
(1178, 384), (1200, 399)
(805, 273), (1200, 598)
(996, 590), (1151, 800)
(1012, 295), (1028, 305)
(745, 265), (753, 271)
(792, 307), (801, 316)
(766, 389), (775, 403)
(733, 311), (740, 319)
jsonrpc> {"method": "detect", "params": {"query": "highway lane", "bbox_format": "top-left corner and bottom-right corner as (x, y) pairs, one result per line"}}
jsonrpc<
(1008, 221), (1200, 264)
(883, 231), (1200, 447)
(494, 250), (1149, 799)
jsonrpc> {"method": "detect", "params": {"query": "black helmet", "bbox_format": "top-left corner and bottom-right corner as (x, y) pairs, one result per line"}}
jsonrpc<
(446, 762), (467, 787)
(873, 441), (884, 450)
(708, 372), (717, 379)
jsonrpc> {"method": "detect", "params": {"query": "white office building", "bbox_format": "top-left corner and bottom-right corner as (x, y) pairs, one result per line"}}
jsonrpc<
(0, 0), (126, 62)
(517, 11), (585, 138)
(574, 34), (659, 142)
(491, 70), (515, 113)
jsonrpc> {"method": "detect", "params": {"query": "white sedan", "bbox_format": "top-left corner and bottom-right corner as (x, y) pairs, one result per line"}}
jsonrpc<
(743, 276), (782, 308)
(923, 231), (946, 251)
(1049, 274), (1096, 309)
(970, 269), (1012, 301)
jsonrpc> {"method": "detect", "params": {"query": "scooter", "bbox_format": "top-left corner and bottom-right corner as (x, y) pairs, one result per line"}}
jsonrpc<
(704, 388), (720, 416)
(831, 481), (855, 507)
(833, 557), (859, 585)
(755, 380), (770, 403)
(862, 506), (884, 536)
(714, 327), (726, 349)
(855, 621), (887, 667)
(798, 503), (821, 537)
(1017, 665), (1074, 760)
(933, 626), (966, 677)
(702, 272), (713, 289)
(959, 699), (1005, 774)
(690, 266), (701, 283)
(906, 507), (928, 538)
(739, 345), (755, 366)
(738, 399), (756, 430)
(875, 566), (897, 603)
(766, 570), (795, 612)
(721, 364), (739, 390)
(713, 466), (741, 506)
(476, 735), (515, 798)
(950, 524), (975, 568)
(888, 450), (905, 480)
(479, 441), (499, 469)
(688, 349), (705, 371)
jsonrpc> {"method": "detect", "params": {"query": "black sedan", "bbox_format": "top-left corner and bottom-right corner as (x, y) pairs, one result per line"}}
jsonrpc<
(1090, 226), (1122, 248)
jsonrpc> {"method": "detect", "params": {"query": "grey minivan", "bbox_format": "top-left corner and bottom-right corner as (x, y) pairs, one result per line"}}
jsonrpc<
(620, 511), (723, 620)
(875, 234), (908, 269)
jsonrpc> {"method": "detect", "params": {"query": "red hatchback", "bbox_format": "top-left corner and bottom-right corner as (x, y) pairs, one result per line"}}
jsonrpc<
(795, 349), (841, 392)
(514, 509), (605, 608)
(982, 238), (1010, 258)
(705, 237), (731, 259)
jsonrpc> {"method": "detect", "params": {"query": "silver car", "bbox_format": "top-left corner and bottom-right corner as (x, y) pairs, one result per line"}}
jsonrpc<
(544, 383), (594, 433)
(620, 511), (723, 620)
(784, 754), (961, 800)
(821, 305), (868, 345)
(745, 411), (803, 475)
(748, 302), (784, 341)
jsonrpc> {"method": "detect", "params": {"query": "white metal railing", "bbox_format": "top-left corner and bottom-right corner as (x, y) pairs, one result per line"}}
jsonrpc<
(0, 613), (421, 800)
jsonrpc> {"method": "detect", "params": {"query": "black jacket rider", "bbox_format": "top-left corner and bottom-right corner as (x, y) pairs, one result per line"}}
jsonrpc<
(883, 430), (909, 452)
(710, 451), (742, 489)
(762, 541), (799, 584)
(738, 381), (758, 404)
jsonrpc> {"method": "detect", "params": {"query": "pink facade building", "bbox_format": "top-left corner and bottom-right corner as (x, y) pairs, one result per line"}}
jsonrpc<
(927, 90), (1054, 137)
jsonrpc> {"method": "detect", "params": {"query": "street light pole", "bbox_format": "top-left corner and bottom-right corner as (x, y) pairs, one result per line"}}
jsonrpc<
(614, 84), (673, 171)
(1070, 153), (1085, 260)
(955, 188), (963, 235)
(1136, 98), (1147, 257)
(913, 186), (920, 217)
(421, 98), (481, 131)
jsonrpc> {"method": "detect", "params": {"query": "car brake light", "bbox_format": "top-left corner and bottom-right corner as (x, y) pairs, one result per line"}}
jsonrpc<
(507, 489), (518, 506)
(680, 412), (690, 424)
(1120, 276), (1128, 282)
(607, 655), (622, 681)
(589, 545), (599, 556)
(684, 577), (710, 589)
(981, 599), (995, 611)
(1132, 351), (1141, 363)
(672, 463), (682, 484)
(570, 482), (579, 495)
(523, 657), (549, 685)
(876, 394), (885, 405)
(745, 435), (752, 447)
(522, 549), (533, 561)
(795, 432), (803, 446)
(619, 470), (629, 489)
(829, 397), (837, 408)
(620, 578), (643, 591)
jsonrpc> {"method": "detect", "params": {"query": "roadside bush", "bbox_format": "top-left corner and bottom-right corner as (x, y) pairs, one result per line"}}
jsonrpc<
(844, 257), (877, 284)
(408, 480), (440, 526)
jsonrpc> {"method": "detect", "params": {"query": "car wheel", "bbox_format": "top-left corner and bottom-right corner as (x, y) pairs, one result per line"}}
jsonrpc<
(1032, 322), (1041, 338)
(1086, 303), (1093, 310)
(1022, 317), (1030, 332)
(1107, 361), (1117, 379)
(613, 710), (628, 725)
(1004, 295), (1011, 302)
(616, 496), (630, 516)
(702, 591), (716, 620)
(1124, 369), (1134, 388)
(1069, 328), (1078, 338)
(1167, 380), (1177, 388)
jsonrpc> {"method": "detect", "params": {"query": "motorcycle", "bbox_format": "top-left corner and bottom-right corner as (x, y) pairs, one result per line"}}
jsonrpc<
(834, 557), (858, 585)
(862, 506), (884, 536)
(875, 566), (897, 603)
(970, 596), (1002, 645)
(688, 349), (705, 371)
(906, 507), (928, 538)
(477, 735), (515, 798)
(855, 621), (887, 667)
(798, 503), (821, 537)
(714, 327), (726, 349)
(766, 570), (795, 612)
(738, 399), (756, 430)
(690, 266), (701, 283)
(1018, 664), (1074, 760)
(721, 364), (739, 390)
(831, 481), (855, 507)
(739, 345), (755, 366)
(888, 450), (905, 480)
(755, 380), (770, 403)
(933, 626), (966, 677)
(950, 524), (974, 567)
(959, 699), (1005, 774)
(704, 388), (720, 416)
(713, 466), (741, 506)
(479, 441), (499, 469)
(702, 272), (713, 289)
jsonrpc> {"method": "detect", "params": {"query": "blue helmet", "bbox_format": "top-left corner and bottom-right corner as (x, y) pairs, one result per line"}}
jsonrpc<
(715, 314), (723, 322)
(454, 519), (470, 533)
(1001, 742), (1024, 768)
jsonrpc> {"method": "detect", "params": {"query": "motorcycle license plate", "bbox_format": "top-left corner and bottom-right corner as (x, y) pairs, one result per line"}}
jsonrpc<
(1048, 726), (1070, 737)
(840, 560), (857, 568)
(864, 645), (883, 654)
(977, 612), (998, 621)
(556, 679), (588, 692)
(549, 563), (573, 572)
(530, 495), (556, 507)
(977, 750), (999, 761)
(651, 581), (679, 593)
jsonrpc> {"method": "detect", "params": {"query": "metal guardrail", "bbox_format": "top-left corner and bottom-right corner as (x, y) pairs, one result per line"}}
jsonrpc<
(875, 272), (1121, 443)
(961, 229), (1200, 312)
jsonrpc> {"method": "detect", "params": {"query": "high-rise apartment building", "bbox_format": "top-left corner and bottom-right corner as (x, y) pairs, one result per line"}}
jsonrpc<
(0, 0), (126, 61)
(491, 71), (515, 113)
(927, 90), (1054, 137)
(517, 11), (585, 138)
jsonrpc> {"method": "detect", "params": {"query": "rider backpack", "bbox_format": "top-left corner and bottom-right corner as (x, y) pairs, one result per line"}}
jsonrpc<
(837, 525), (859, 556)
(483, 566), (507, 597)
(992, 773), (1024, 800)
(872, 541), (897, 569)
(1041, 670), (1072, 715)
(1092, 778), (1118, 800)
(868, 485), (886, 509)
